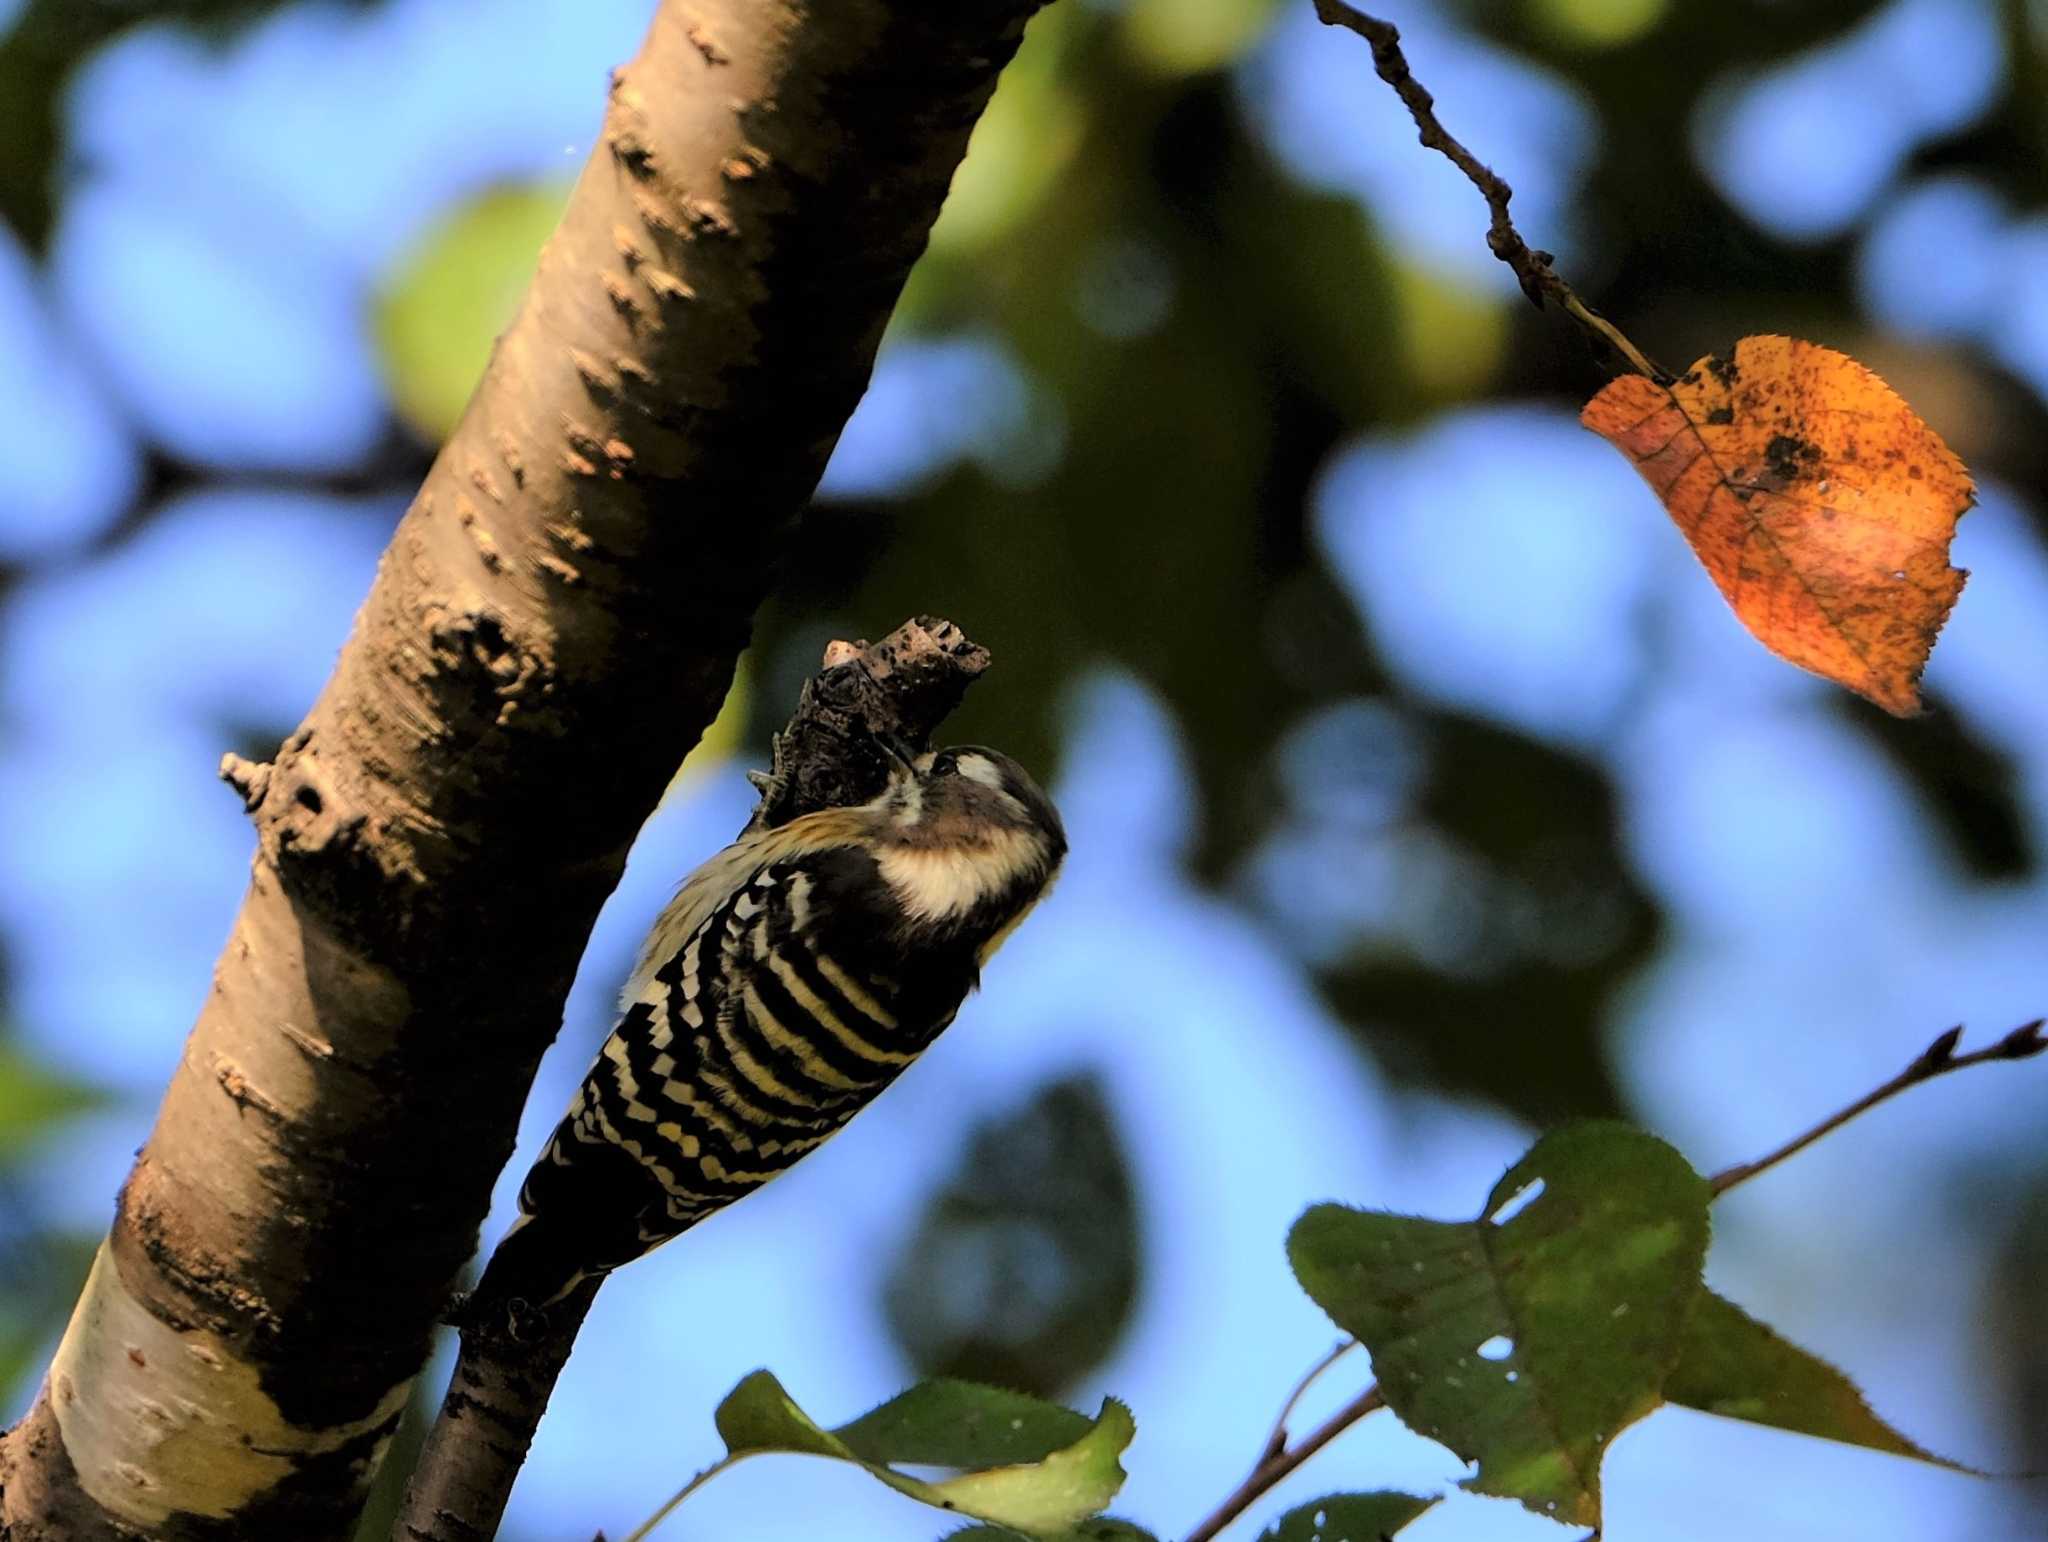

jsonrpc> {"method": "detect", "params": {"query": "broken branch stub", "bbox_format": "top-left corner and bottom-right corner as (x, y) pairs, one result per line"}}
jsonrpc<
(749, 615), (991, 830)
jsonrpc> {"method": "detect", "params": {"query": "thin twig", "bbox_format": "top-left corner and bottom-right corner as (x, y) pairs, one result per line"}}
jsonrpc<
(1709, 1020), (2046, 1198)
(616, 1455), (745, 1542)
(1256, 1339), (1358, 1464)
(1310, 0), (1665, 380)
(1184, 1382), (1386, 1542)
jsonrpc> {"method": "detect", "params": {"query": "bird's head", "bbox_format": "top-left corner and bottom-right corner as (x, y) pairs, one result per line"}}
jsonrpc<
(868, 743), (1066, 945)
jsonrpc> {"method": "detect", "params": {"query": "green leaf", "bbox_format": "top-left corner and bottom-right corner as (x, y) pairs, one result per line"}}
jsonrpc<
(1256, 1491), (1439, 1542)
(836, 1379), (1096, 1469)
(715, 1370), (850, 1462)
(0, 1044), (106, 1160)
(1666, 1290), (1974, 1470)
(714, 1371), (1133, 1535)
(916, 1405), (1133, 1534)
(1288, 1122), (1711, 1528)
(374, 182), (569, 441)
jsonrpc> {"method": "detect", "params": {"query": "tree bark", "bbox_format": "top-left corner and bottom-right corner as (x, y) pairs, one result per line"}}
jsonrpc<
(0, 3), (1045, 1537)
(393, 1285), (601, 1542)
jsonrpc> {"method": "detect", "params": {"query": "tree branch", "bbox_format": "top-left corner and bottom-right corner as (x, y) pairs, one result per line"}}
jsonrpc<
(0, 2), (1044, 1536)
(390, 618), (992, 1542)
(1183, 1381), (1386, 1542)
(1708, 1019), (2046, 1197)
(1253, 1338), (1357, 1467)
(1311, 0), (1665, 380)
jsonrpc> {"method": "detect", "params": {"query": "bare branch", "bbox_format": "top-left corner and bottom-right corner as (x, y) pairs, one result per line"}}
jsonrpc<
(1184, 1380), (1386, 1542)
(1310, 0), (1665, 380)
(748, 615), (991, 832)
(1255, 1338), (1358, 1466)
(1710, 1020), (2046, 1198)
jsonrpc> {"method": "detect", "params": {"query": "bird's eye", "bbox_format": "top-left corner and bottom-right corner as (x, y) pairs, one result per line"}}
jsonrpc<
(931, 751), (958, 775)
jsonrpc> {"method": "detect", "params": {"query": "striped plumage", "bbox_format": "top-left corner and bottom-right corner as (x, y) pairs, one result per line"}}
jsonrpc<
(474, 746), (1065, 1309)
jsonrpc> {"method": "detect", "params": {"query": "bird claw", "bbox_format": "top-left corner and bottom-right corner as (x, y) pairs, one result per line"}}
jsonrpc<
(441, 1286), (555, 1344)
(438, 1289), (475, 1329)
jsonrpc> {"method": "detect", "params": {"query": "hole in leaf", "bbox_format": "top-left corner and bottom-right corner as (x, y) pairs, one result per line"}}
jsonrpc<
(1488, 1178), (1545, 1224)
(1475, 1334), (1514, 1361)
(1505, 1370), (1519, 1383)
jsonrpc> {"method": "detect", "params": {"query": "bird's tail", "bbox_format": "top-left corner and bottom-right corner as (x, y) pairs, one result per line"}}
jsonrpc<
(468, 1213), (591, 1315)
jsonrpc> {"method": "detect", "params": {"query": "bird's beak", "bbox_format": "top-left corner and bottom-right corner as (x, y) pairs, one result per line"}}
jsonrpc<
(875, 733), (918, 778)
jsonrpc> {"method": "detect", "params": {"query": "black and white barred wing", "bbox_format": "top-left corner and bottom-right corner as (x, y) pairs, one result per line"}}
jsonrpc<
(509, 852), (957, 1289)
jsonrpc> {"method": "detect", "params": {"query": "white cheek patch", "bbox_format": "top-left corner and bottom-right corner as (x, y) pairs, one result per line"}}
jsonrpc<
(877, 846), (984, 922)
(955, 754), (1005, 789)
(954, 754), (1027, 817)
(878, 826), (1044, 923)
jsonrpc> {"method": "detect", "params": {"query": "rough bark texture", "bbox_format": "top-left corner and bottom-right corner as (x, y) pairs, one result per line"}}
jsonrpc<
(393, 618), (990, 1542)
(0, 2), (1045, 1537)
(748, 614), (992, 831)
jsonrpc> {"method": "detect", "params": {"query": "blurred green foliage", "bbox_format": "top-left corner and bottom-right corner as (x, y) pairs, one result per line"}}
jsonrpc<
(881, 1074), (1140, 1399)
(0, 1226), (94, 1402)
(0, 1042), (103, 1157)
(0, 1034), (103, 1408)
(375, 184), (572, 443)
(765, 7), (1678, 1128)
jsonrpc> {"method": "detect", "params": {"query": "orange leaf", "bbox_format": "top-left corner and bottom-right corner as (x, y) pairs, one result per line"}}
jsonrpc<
(1581, 335), (1972, 715)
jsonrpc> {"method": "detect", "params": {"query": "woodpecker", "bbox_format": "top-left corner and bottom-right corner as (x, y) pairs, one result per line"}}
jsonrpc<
(473, 744), (1066, 1310)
